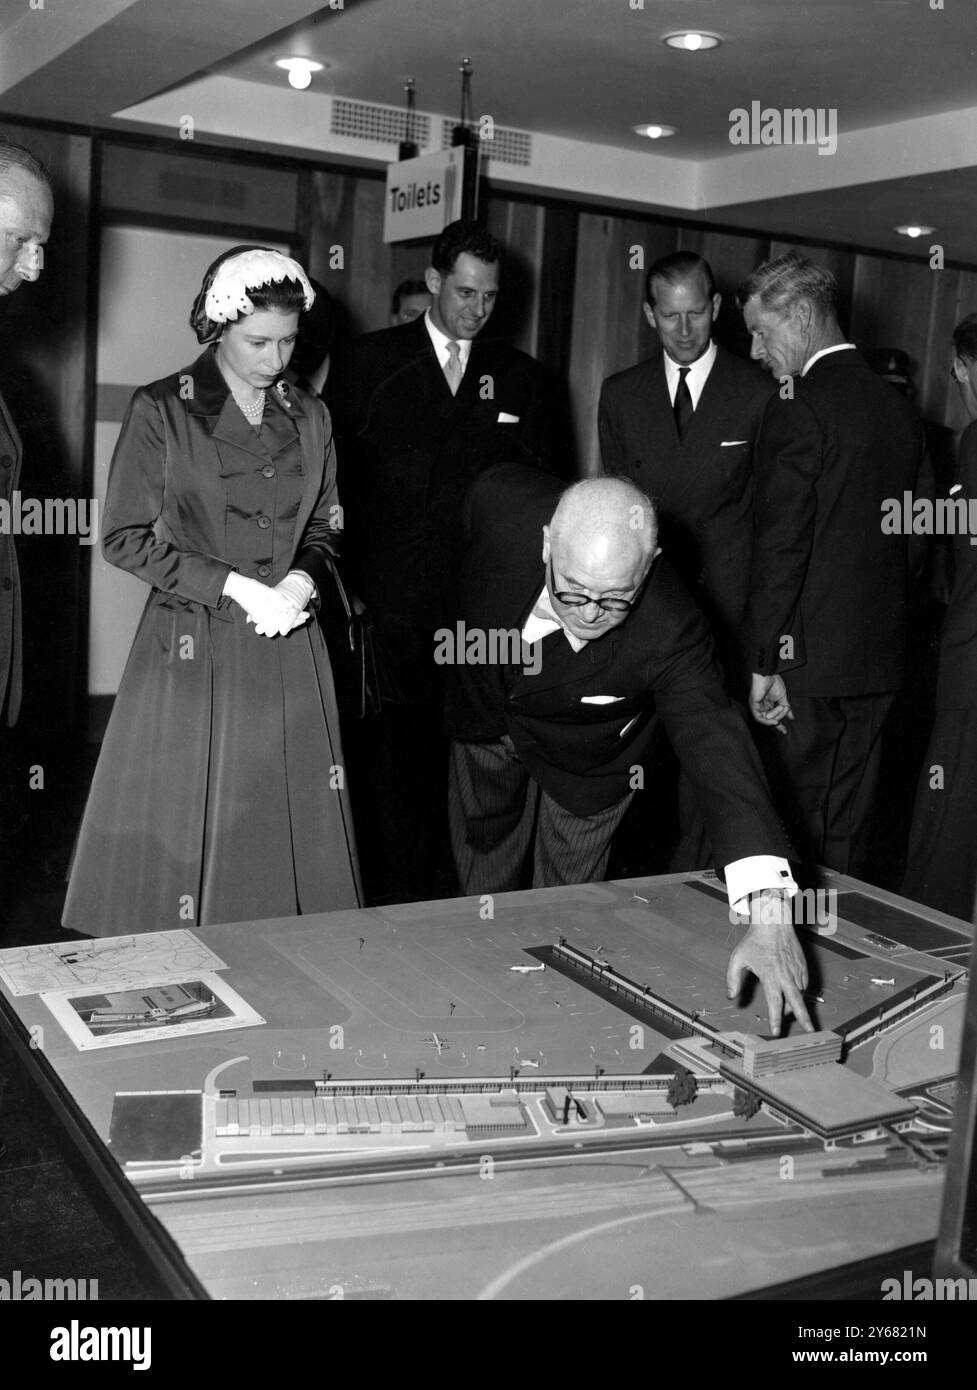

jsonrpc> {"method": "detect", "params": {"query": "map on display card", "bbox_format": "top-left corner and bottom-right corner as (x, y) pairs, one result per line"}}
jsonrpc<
(42, 972), (263, 1052)
(0, 930), (227, 998)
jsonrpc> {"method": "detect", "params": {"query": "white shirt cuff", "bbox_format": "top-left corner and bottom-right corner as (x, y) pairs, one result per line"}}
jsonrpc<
(724, 856), (797, 916)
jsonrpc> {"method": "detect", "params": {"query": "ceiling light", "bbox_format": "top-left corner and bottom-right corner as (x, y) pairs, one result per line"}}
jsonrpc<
(894, 224), (935, 238)
(275, 57), (324, 90)
(662, 31), (722, 52)
(633, 123), (677, 140)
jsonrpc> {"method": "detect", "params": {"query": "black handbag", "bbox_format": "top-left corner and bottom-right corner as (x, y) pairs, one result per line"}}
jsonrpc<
(319, 559), (404, 718)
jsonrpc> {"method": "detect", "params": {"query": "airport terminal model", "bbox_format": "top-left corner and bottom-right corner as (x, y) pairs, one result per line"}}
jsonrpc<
(103, 876), (967, 1189)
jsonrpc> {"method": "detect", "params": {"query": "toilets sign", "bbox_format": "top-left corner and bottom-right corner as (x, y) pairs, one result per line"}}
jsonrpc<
(384, 147), (465, 243)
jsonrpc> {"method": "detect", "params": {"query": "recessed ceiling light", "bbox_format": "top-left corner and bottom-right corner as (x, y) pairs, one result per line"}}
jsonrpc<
(275, 56), (325, 90)
(894, 224), (935, 238)
(633, 123), (677, 140)
(662, 31), (722, 52)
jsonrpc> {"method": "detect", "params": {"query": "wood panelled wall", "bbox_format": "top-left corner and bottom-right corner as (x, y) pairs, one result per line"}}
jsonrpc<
(302, 160), (977, 473)
(569, 220), (977, 473)
(4, 122), (977, 721)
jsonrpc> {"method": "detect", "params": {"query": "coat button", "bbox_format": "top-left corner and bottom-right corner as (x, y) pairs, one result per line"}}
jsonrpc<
(0, 455), (12, 470)
(261, 464), (276, 479)
(256, 514), (271, 529)
(257, 564), (272, 578)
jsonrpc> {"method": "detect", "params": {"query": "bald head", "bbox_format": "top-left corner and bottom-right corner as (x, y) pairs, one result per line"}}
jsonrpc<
(543, 478), (659, 640)
(549, 477), (656, 566)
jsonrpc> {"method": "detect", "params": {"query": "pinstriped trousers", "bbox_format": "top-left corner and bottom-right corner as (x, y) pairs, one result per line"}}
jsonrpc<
(448, 735), (634, 895)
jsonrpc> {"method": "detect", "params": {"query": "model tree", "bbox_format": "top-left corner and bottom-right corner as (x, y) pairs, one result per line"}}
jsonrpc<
(732, 1087), (760, 1120)
(666, 1066), (698, 1108)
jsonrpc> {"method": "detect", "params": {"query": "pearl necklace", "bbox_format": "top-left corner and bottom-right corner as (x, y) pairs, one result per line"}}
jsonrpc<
(233, 390), (266, 426)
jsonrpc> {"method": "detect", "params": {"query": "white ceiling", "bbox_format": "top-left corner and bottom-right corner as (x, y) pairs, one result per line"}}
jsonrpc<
(223, 0), (977, 160)
(2, 0), (977, 262)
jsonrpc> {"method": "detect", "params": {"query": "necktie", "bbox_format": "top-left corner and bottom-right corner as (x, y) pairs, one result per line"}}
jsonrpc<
(673, 367), (694, 440)
(443, 339), (463, 395)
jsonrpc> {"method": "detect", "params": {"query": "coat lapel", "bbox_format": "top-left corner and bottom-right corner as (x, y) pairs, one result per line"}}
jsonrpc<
(183, 347), (301, 469)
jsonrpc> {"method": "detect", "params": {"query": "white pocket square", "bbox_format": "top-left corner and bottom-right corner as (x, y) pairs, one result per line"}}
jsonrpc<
(721, 439), (749, 447)
(497, 412), (520, 423)
(581, 695), (625, 704)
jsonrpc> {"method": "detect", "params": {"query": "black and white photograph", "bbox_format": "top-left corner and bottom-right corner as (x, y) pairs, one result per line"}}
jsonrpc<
(0, 0), (976, 1342)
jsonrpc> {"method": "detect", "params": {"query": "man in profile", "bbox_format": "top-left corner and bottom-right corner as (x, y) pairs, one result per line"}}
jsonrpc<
(333, 220), (553, 901)
(738, 252), (923, 877)
(0, 138), (52, 734)
(0, 135), (54, 1158)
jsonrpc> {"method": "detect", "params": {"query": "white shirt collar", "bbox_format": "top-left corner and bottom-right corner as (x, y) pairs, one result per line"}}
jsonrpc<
(662, 339), (717, 409)
(801, 342), (856, 376)
(522, 584), (588, 652)
(424, 308), (473, 369)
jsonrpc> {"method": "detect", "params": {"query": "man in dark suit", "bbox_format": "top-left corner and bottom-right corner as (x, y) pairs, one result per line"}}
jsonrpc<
(599, 252), (776, 870)
(738, 252), (923, 878)
(599, 252), (774, 688)
(445, 464), (813, 1036)
(0, 136), (54, 1160)
(0, 139), (53, 732)
(333, 220), (553, 901)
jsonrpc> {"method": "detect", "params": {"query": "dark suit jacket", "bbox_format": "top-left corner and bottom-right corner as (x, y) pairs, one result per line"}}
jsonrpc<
(331, 315), (553, 675)
(0, 389), (23, 726)
(598, 345), (775, 682)
(750, 349), (923, 696)
(445, 464), (789, 868)
(935, 420), (977, 710)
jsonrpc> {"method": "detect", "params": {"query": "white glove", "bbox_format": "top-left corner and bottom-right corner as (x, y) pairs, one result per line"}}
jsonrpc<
(222, 572), (311, 638)
(274, 570), (316, 611)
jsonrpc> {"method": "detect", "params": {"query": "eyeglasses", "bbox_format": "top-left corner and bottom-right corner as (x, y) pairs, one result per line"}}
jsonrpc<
(548, 557), (646, 614)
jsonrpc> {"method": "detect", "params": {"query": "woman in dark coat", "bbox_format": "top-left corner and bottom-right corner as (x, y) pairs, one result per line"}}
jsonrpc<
(63, 246), (362, 935)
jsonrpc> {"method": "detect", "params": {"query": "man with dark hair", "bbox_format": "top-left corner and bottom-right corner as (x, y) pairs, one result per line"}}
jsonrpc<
(600, 251), (774, 687)
(598, 249), (776, 868)
(390, 278), (431, 325)
(332, 219), (554, 902)
(738, 251), (923, 878)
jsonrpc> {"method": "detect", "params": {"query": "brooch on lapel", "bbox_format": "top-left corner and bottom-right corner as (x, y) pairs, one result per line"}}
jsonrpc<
(275, 379), (293, 409)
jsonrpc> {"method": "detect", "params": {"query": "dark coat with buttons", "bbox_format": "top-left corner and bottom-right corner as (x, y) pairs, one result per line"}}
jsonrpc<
(62, 348), (361, 936)
(0, 389), (23, 725)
